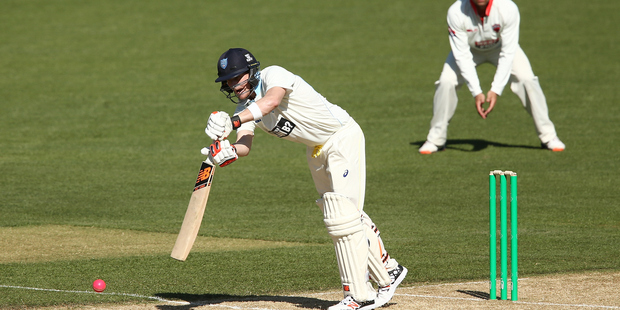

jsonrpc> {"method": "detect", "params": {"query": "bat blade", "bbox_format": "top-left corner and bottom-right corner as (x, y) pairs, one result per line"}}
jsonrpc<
(171, 160), (215, 261)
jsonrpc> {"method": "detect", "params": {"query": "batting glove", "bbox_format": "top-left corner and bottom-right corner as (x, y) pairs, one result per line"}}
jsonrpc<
(204, 140), (237, 167)
(200, 149), (215, 166)
(205, 111), (233, 141)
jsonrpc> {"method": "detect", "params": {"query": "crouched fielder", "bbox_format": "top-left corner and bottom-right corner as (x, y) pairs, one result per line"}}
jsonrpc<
(419, 0), (565, 154)
(203, 48), (407, 310)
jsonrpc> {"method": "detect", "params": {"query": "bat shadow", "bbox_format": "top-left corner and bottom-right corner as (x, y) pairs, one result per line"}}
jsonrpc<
(154, 293), (334, 310)
(410, 139), (541, 152)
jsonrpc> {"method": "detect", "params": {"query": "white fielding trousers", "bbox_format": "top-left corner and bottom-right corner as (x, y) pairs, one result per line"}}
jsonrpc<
(426, 46), (558, 147)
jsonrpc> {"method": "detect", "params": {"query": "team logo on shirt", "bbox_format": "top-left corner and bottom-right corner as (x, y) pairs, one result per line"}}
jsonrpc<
(475, 38), (500, 49)
(492, 24), (501, 32)
(343, 169), (349, 177)
(270, 117), (296, 138)
(220, 58), (228, 69)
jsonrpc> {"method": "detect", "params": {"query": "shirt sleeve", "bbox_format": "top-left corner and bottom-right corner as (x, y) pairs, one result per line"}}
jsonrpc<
(448, 5), (483, 97)
(262, 66), (296, 93)
(490, 1), (520, 95)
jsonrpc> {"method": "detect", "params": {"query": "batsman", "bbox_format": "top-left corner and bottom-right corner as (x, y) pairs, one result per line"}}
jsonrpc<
(202, 48), (407, 310)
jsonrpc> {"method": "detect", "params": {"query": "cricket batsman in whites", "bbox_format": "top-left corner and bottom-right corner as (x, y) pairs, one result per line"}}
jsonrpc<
(419, 0), (565, 154)
(203, 48), (407, 310)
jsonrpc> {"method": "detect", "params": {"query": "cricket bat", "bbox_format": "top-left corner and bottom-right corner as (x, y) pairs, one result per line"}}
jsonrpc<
(171, 160), (215, 261)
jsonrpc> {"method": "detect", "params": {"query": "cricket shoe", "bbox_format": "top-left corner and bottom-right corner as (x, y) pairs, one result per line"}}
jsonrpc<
(328, 295), (377, 310)
(419, 141), (444, 154)
(375, 264), (408, 307)
(544, 137), (565, 152)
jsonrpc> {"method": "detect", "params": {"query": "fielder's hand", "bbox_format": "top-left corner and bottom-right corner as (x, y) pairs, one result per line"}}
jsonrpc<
(205, 111), (233, 141)
(201, 140), (237, 167)
(475, 91), (497, 119)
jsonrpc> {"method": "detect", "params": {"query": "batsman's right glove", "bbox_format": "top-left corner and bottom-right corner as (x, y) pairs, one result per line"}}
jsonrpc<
(201, 140), (237, 167)
(205, 111), (233, 141)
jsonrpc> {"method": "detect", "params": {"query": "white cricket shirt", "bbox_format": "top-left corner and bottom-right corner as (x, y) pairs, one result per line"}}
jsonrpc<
(447, 0), (520, 96)
(235, 66), (351, 147)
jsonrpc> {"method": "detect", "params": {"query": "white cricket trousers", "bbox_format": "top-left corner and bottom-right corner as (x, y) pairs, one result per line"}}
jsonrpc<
(426, 46), (558, 147)
(307, 119), (365, 209)
(308, 120), (397, 287)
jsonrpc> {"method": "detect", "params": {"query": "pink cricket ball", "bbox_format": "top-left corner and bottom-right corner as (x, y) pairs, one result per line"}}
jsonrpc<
(93, 279), (106, 292)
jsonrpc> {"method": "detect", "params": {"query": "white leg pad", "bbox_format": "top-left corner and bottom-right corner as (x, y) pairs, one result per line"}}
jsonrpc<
(322, 192), (373, 302)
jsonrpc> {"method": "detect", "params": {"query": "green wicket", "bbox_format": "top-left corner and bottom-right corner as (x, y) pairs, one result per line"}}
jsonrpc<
(489, 170), (518, 301)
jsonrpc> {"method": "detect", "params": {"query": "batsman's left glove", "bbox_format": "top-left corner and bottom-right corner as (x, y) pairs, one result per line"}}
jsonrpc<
(201, 140), (237, 167)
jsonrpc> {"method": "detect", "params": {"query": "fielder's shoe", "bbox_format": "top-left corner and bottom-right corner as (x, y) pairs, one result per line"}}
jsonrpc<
(376, 264), (408, 307)
(544, 137), (565, 152)
(328, 295), (377, 310)
(419, 141), (443, 154)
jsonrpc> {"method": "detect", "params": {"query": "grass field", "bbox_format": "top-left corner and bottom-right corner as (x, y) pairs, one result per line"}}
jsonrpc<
(1, 0), (618, 309)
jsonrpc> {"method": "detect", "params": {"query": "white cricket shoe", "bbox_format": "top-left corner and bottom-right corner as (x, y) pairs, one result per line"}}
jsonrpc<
(419, 141), (442, 154)
(376, 264), (408, 307)
(545, 137), (565, 152)
(328, 295), (377, 310)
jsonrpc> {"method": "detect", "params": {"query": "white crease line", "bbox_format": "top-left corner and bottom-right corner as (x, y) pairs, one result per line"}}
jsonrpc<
(510, 301), (620, 309)
(397, 293), (620, 309)
(304, 280), (619, 310)
(404, 278), (528, 289)
(398, 278), (619, 308)
(0, 284), (287, 309)
(395, 278), (619, 309)
(0, 285), (188, 305)
(4, 282), (618, 310)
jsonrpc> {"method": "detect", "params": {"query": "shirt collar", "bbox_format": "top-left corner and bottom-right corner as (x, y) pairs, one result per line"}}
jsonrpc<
(469, 0), (494, 21)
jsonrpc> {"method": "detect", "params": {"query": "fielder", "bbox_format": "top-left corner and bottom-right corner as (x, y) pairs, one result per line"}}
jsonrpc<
(203, 48), (407, 310)
(419, 0), (565, 154)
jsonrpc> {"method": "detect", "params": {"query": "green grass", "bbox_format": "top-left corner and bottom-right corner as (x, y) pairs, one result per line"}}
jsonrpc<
(1, 0), (619, 308)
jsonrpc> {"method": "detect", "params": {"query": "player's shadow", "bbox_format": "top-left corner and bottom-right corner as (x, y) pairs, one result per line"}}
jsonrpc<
(155, 293), (334, 310)
(410, 139), (541, 152)
(457, 289), (491, 300)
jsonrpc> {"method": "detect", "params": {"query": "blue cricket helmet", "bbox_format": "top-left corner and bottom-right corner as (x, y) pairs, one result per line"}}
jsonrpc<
(215, 48), (261, 103)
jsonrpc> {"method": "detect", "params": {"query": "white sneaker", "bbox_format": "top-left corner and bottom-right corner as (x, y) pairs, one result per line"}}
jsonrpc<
(328, 295), (377, 310)
(545, 137), (565, 152)
(419, 141), (442, 154)
(376, 264), (408, 307)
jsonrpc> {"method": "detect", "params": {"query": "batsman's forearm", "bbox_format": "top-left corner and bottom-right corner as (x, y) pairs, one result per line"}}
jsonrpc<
(233, 144), (250, 157)
(234, 131), (254, 157)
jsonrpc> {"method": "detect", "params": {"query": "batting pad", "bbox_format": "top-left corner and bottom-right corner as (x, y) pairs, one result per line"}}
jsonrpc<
(322, 192), (374, 302)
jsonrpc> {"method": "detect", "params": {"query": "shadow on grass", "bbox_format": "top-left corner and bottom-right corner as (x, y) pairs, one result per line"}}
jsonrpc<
(155, 293), (333, 310)
(411, 139), (541, 152)
(457, 289), (491, 300)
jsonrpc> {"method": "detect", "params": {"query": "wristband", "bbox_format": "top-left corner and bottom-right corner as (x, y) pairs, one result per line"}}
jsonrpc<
(231, 115), (241, 130)
(247, 102), (263, 121)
